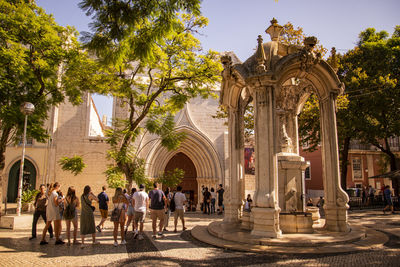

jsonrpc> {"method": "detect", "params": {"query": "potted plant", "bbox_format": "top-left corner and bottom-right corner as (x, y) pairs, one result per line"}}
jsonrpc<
(21, 189), (39, 212)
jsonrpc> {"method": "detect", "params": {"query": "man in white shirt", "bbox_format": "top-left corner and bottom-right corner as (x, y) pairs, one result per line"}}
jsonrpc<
(173, 185), (187, 233)
(132, 184), (149, 240)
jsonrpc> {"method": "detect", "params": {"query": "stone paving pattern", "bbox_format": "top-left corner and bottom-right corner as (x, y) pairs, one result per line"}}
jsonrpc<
(0, 210), (399, 266)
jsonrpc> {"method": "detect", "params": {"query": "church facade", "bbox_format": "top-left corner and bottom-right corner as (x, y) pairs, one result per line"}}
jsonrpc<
(2, 91), (228, 208)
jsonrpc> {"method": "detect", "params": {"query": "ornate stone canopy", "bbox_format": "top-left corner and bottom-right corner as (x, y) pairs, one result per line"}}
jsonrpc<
(220, 18), (349, 237)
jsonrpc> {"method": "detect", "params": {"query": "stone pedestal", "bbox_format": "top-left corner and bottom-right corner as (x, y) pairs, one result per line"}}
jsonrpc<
(240, 211), (251, 230)
(251, 207), (282, 237)
(324, 204), (349, 232)
(277, 153), (309, 213)
(280, 212), (313, 234)
(306, 206), (320, 225)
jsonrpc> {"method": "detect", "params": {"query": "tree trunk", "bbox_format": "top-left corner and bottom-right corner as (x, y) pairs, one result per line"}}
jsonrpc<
(340, 136), (351, 191)
(382, 138), (399, 196)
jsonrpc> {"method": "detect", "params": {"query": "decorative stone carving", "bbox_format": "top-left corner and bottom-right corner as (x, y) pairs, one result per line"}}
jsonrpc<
(299, 36), (321, 73)
(256, 89), (267, 106)
(265, 18), (283, 42)
(255, 35), (266, 73)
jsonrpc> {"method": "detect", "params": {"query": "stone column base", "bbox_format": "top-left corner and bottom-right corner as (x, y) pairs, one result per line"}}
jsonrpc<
(251, 207), (282, 238)
(240, 211), (251, 230)
(223, 202), (239, 223)
(324, 205), (349, 232)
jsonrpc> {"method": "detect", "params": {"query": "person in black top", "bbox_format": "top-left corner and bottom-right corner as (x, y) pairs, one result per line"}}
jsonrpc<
(30, 184), (53, 240)
(203, 187), (211, 215)
(217, 184), (224, 215)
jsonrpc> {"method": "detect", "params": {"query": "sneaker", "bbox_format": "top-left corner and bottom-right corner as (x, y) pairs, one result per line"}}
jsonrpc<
(92, 241), (100, 245)
(114, 241), (118, 247)
(96, 226), (102, 233)
(29, 236), (36, 240)
(121, 240), (127, 245)
(80, 244), (85, 249)
(133, 232), (138, 239)
(152, 235), (157, 239)
(49, 235), (54, 239)
(40, 241), (48, 245)
(157, 232), (164, 237)
(163, 228), (169, 232)
(138, 234), (144, 240)
(55, 240), (65, 245)
(182, 227), (187, 231)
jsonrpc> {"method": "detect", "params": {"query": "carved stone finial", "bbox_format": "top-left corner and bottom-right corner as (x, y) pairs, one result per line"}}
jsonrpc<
(330, 47), (338, 72)
(221, 54), (232, 68)
(266, 18), (283, 42)
(304, 36), (318, 51)
(255, 35), (266, 73)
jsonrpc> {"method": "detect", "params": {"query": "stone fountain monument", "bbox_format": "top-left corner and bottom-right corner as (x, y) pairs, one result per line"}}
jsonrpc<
(219, 18), (349, 237)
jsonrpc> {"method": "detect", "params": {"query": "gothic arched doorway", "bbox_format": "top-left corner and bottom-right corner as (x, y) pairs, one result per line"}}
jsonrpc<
(164, 152), (198, 209)
(7, 159), (37, 202)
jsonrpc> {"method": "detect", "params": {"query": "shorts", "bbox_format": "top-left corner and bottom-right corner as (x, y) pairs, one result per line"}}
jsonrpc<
(150, 209), (164, 221)
(134, 211), (145, 223)
(127, 206), (135, 216)
(100, 209), (108, 219)
(174, 209), (184, 220)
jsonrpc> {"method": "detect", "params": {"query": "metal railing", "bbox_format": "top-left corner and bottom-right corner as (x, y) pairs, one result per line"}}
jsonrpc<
(348, 195), (399, 210)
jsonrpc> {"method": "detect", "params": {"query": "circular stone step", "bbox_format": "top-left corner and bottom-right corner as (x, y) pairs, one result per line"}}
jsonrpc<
(191, 221), (388, 254)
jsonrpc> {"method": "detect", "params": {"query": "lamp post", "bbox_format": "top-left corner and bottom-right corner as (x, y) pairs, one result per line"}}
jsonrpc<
(16, 102), (35, 216)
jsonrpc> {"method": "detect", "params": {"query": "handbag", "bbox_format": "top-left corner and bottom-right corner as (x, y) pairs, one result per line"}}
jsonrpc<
(84, 195), (96, 212)
(110, 197), (122, 222)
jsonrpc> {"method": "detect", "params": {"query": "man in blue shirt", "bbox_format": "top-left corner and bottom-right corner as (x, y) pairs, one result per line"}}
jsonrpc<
(96, 186), (109, 232)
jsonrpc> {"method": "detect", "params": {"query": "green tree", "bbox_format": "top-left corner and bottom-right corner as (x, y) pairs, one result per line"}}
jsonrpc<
(78, 9), (222, 187)
(298, 26), (400, 191)
(79, 0), (201, 63)
(0, 1), (94, 212)
(58, 156), (86, 176)
(341, 27), (400, 172)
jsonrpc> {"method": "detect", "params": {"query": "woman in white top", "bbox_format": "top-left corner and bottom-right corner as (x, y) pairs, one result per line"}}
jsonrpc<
(112, 187), (129, 247)
(210, 188), (217, 214)
(41, 182), (64, 245)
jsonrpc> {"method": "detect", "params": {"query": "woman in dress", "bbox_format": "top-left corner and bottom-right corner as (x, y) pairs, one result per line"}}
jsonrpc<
(64, 186), (80, 245)
(112, 187), (129, 247)
(80, 185), (100, 248)
(40, 182), (64, 245)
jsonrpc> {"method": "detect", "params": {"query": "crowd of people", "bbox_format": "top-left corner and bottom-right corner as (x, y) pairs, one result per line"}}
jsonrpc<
(200, 184), (225, 215)
(29, 181), (210, 248)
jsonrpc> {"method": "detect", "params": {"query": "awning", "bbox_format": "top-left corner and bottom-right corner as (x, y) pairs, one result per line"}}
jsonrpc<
(368, 170), (400, 180)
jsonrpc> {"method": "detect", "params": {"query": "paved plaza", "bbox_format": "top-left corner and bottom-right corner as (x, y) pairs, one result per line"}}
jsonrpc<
(0, 210), (399, 266)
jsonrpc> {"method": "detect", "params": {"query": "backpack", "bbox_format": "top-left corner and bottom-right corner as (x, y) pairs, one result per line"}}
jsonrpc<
(63, 199), (75, 220)
(170, 193), (176, 212)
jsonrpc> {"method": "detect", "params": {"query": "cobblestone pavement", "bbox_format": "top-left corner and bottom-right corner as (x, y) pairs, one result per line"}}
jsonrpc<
(0, 210), (399, 266)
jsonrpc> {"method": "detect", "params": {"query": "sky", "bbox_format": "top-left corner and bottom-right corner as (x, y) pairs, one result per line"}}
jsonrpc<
(36, 0), (400, 123)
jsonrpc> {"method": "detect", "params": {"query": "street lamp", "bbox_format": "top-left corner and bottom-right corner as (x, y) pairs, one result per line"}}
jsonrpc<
(16, 102), (35, 216)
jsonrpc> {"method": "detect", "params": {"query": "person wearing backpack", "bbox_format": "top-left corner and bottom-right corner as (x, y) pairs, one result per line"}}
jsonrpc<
(163, 187), (173, 231)
(173, 186), (187, 233)
(148, 182), (167, 239)
(63, 186), (80, 245)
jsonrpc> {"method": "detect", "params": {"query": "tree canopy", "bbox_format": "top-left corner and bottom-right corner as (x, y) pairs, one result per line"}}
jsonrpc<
(0, 0), (95, 211)
(76, 3), (222, 187)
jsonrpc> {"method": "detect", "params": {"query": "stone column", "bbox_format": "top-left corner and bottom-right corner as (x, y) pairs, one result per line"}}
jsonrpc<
(223, 107), (242, 223)
(251, 86), (282, 237)
(319, 93), (349, 232)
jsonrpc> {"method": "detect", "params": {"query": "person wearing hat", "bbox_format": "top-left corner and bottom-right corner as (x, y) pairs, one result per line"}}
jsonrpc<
(132, 184), (149, 240)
